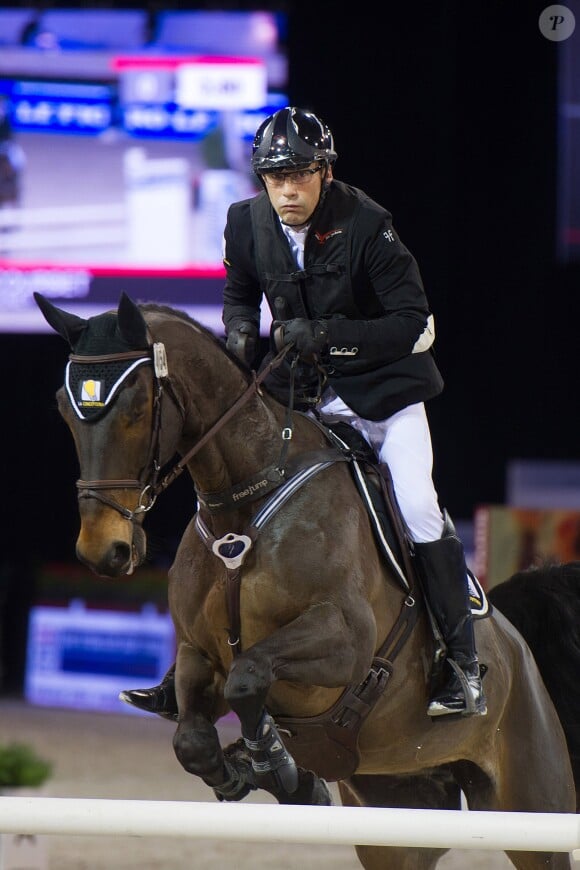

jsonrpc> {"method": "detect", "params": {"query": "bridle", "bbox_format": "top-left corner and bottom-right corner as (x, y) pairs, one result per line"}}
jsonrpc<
(73, 342), (293, 526)
(73, 345), (169, 524)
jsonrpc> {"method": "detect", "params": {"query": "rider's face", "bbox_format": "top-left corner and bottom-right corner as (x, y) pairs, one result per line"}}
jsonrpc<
(261, 163), (333, 228)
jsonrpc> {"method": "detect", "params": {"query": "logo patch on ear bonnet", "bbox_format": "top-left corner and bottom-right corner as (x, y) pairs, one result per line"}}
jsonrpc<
(80, 379), (102, 404)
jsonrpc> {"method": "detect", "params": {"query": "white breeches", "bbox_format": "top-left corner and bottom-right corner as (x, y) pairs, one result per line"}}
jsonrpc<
(319, 396), (445, 543)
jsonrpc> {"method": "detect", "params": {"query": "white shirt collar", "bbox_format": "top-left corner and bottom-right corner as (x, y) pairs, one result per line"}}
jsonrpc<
(280, 219), (310, 269)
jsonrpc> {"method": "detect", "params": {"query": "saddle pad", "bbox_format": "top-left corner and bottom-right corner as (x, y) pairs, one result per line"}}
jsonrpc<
(467, 571), (490, 619)
(354, 464), (490, 618)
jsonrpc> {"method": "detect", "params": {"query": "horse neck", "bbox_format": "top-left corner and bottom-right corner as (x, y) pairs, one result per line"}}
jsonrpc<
(154, 318), (282, 496)
(182, 388), (283, 496)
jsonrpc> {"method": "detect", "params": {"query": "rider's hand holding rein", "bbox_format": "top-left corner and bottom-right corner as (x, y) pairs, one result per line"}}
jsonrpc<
(225, 317), (258, 367)
(275, 318), (328, 361)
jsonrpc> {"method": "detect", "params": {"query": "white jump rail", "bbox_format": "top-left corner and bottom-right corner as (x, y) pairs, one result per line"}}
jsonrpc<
(0, 798), (580, 854)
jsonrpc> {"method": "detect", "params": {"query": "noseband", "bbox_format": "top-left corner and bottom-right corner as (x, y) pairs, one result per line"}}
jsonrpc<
(72, 342), (292, 525)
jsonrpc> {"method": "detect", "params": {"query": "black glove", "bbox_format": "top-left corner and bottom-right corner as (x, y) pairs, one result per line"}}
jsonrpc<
(280, 318), (328, 358)
(226, 319), (258, 366)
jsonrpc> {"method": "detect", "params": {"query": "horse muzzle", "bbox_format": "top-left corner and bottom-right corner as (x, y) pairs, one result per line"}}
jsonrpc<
(76, 518), (146, 578)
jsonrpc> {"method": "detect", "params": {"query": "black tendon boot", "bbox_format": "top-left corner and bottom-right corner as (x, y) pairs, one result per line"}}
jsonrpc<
(119, 664), (178, 721)
(413, 524), (487, 718)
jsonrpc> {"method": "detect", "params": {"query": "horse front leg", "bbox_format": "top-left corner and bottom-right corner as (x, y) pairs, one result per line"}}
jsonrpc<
(222, 695), (333, 806)
(172, 644), (257, 802)
(224, 601), (369, 806)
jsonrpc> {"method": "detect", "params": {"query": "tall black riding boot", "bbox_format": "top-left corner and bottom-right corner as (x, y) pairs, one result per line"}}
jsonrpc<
(119, 663), (178, 721)
(413, 527), (487, 718)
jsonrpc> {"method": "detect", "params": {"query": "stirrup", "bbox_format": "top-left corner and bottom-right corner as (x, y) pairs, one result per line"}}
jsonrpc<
(428, 660), (487, 718)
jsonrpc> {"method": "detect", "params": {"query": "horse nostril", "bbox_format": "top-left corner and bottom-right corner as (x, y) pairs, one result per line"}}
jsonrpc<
(109, 541), (131, 570)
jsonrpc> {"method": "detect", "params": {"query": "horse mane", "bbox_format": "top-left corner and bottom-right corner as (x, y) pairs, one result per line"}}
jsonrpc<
(139, 302), (253, 378)
(140, 301), (209, 333)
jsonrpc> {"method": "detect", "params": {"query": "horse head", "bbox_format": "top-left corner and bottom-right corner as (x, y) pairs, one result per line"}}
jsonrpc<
(34, 292), (182, 578)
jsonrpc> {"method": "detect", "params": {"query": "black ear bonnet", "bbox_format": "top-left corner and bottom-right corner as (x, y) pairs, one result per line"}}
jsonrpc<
(66, 312), (151, 422)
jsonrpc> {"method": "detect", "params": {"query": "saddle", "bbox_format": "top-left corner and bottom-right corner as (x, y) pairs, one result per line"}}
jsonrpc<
(311, 414), (489, 618)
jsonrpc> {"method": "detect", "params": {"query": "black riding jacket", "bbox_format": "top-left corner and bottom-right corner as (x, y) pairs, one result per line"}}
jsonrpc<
(222, 179), (443, 420)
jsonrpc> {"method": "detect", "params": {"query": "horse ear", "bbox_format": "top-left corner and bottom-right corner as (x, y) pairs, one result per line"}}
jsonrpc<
(117, 292), (149, 349)
(33, 292), (87, 347)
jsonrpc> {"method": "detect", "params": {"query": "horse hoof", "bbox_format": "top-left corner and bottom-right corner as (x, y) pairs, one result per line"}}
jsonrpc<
(280, 769), (333, 806)
(313, 777), (333, 806)
(215, 738), (258, 801)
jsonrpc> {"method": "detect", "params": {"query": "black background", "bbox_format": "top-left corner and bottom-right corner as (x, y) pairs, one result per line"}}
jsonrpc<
(1, 0), (578, 570)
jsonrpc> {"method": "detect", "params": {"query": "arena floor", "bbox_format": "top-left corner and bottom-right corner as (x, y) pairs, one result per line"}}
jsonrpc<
(0, 699), (573, 869)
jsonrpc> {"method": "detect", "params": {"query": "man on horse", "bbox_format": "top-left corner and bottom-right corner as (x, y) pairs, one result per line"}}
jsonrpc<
(123, 107), (486, 720)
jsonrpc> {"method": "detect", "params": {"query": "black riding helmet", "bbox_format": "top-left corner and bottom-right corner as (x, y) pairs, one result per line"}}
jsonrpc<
(251, 107), (337, 174)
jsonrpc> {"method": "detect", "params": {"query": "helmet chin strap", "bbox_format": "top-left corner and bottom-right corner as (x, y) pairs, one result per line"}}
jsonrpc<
(319, 164), (332, 200)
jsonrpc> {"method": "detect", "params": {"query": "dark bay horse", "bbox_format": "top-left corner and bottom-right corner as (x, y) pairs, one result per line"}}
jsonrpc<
(488, 562), (580, 813)
(35, 292), (575, 870)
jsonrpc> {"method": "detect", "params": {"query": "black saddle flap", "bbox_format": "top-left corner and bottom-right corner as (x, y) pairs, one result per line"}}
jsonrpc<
(316, 416), (408, 585)
(320, 418), (377, 463)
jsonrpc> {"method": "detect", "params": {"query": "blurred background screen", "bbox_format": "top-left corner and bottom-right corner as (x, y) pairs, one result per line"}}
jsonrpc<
(0, 7), (288, 333)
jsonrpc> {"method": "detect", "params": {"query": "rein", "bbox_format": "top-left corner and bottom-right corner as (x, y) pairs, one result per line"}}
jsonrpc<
(153, 347), (294, 499)
(75, 343), (293, 523)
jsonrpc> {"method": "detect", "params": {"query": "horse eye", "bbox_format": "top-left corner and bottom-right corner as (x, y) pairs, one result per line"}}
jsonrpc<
(124, 377), (150, 423)
(128, 396), (148, 423)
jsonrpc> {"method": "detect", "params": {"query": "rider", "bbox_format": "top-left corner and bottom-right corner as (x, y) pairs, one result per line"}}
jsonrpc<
(122, 106), (486, 720)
